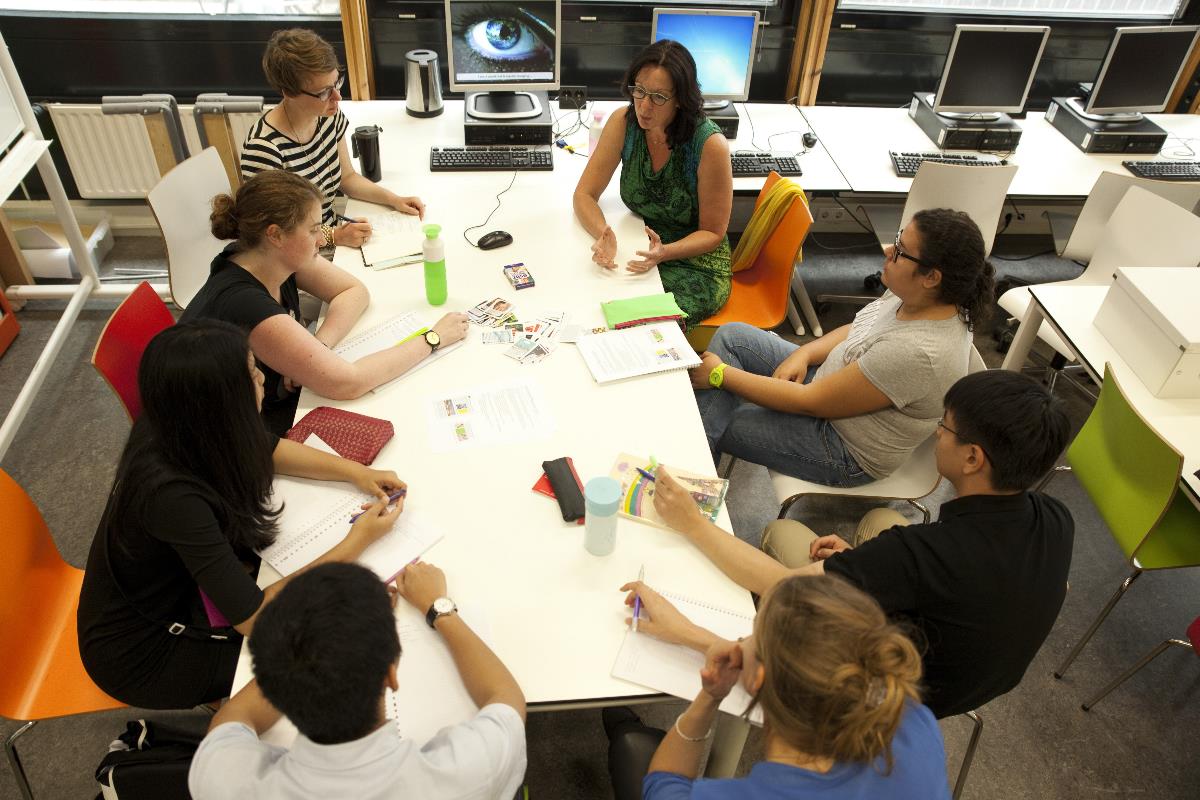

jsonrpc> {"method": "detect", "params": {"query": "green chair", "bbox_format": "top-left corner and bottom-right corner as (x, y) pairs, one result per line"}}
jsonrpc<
(1041, 364), (1200, 679)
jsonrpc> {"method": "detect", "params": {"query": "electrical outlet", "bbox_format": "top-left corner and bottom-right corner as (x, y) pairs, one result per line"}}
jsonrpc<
(558, 85), (587, 109)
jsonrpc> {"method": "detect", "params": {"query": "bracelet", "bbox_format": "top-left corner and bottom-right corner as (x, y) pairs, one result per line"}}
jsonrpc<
(673, 712), (712, 743)
(321, 224), (335, 248)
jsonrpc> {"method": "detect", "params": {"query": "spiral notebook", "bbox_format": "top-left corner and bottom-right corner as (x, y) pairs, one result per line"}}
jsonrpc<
(576, 322), (700, 384)
(334, 311), (462, 393)
(355, 206), (425, 270)
(611, 585), (761, 724)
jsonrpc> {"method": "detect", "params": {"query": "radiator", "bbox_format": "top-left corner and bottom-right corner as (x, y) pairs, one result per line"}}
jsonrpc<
(47, 103), (266, 200)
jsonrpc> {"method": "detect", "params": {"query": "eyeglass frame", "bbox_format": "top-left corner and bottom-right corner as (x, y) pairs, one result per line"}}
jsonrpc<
(937, 417), (992, 464)
(890, 228), (934, 270)
(298, 70), (346, 102)
(627, 84), (674, 106)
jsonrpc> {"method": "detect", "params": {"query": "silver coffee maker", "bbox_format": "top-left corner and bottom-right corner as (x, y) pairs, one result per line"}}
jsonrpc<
(405, 49), (444, 118)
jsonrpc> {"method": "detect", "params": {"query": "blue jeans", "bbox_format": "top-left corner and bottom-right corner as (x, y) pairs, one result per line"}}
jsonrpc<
(696, 322), (872, 488)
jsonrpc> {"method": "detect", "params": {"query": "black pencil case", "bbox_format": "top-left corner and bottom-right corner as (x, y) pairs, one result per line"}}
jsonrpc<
(542, 457), (586, 522)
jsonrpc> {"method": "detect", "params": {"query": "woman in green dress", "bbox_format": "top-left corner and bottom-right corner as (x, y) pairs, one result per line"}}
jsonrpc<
(572, 40), (733, 326)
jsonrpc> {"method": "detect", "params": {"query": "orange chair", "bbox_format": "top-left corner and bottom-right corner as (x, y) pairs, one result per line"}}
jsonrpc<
(699, 171), (817, 332)
(90, 281), (174, 421)
(0, 468), (125, 799)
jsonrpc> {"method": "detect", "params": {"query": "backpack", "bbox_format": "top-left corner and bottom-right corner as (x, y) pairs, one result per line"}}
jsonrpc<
(95, 718), (204, 800)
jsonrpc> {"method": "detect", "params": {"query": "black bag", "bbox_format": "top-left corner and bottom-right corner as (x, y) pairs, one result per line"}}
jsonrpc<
(95, 718), (204, 800)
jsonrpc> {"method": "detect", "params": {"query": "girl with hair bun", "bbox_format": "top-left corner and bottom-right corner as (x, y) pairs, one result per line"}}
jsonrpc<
(610, 575), (950, 799)
(181, 170), (468, 435)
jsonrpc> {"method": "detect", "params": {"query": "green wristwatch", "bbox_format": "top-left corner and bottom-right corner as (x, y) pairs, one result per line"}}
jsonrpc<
(709, 363), (728, 389)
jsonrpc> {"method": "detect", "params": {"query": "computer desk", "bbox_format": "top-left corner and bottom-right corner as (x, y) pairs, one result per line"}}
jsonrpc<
(231, 99), (759, 773)
(800, 105), (1200, 197)
(1002, 285), (1200, 509)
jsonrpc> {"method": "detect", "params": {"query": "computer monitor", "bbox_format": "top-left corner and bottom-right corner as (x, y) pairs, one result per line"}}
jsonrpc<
(931, 25), (1050, 120)
(651, 8), (760, 110)
(444, 0), (561, 120)
(1078, 25), (1200, 121)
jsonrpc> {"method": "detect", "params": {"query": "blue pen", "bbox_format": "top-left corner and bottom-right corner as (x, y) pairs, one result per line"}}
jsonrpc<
(633, 564), (645, 633)
(349, 489), (406, 523)
(636, 467), (656, 482)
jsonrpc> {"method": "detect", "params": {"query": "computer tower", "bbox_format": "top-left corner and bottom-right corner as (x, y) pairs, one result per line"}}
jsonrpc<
(707, 106), (739, 140)
(463, 95), (554, 146)
(909, 92), (1023, 152)
(1045, 97), (1167, 154)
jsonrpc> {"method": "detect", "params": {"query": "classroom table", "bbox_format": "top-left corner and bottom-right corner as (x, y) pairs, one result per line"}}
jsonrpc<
(800, 105), (1200, 197)
(1001, 284), (1200, 508)
(231, 99), (759, 772)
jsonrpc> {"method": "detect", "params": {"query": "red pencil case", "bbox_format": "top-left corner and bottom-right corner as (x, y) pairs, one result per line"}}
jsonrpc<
(286, 407), (394, 465)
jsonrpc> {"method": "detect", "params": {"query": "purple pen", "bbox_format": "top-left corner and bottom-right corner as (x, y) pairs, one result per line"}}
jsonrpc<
(633, 564), (645, 633)
(349, 489), (407, 523)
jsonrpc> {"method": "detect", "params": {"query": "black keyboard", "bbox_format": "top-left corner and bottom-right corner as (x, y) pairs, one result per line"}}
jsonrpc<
(1122, 160), (1200, 181)
(890, 151), (1006, 178)
(429, 146), (553, 172)
(731, 152), (802, 177)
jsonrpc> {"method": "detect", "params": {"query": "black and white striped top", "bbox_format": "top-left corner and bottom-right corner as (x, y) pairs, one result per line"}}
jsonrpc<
(240, 111), (350, 226)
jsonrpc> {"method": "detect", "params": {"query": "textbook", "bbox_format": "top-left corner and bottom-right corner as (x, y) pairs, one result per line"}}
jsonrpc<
(609, 452), (729, 530)
(355, 206), (425, 270)
(575, 321), (701, 384)
(600, 292), (687, 329)
(611, 584), (761, 723)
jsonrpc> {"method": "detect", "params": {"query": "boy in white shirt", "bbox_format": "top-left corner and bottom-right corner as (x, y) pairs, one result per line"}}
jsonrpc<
(188, 561), (527, 799)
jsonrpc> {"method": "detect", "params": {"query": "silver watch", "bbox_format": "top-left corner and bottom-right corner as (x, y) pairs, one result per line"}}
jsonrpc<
(425, 596), (457, 628)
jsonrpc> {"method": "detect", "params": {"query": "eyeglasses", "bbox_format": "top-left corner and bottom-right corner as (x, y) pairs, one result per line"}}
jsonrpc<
(890, 228), (933, 269)
(628, 84), (673, 106)
(937, 418), (992, 463)
(299, 71), (345, 102)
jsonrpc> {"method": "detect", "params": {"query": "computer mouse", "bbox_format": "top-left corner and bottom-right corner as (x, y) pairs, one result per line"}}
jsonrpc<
(478, 230), (513, 250)
(802, 132), (818, 149)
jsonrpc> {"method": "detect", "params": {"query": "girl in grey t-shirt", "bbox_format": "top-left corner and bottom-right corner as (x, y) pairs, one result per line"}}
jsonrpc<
(691, 208), (994, 486)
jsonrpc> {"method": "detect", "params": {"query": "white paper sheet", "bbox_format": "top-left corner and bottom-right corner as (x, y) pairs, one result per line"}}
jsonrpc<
(424, 378), (555, 451)
(576, 322), (701, 384)
(359, 209), (425, 269)
(333, 311), (463, 393)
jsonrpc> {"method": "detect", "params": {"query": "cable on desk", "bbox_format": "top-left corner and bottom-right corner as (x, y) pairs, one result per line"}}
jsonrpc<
(1161, 135), (1198, 160)
(833, 196), (877, 236)
(462, 171), (519, 248)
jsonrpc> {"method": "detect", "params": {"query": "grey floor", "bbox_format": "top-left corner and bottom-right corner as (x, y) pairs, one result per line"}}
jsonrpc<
(2, 234), (1198, 799)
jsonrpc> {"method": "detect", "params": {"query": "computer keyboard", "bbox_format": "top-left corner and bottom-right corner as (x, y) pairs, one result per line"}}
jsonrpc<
(1122, 160), (1200, 181)
(889, 151), (1007, 178)
(429, 146), (553, 172)
(731, 152), (802, 177)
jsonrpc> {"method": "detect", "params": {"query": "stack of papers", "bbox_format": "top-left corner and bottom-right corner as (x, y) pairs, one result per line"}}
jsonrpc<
(576, 322), (701, 383)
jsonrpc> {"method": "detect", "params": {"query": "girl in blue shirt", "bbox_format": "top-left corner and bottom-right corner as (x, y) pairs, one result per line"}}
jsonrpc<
(639, 575), (951, 799)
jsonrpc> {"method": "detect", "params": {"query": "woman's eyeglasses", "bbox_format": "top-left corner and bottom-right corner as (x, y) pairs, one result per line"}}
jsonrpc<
(890, 228), (933, 269)
(628, 84), (673, 106)
(299, 71), (346, 102)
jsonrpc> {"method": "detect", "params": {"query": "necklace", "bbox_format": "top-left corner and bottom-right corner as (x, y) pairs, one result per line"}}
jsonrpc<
(281, 102), (312, 144)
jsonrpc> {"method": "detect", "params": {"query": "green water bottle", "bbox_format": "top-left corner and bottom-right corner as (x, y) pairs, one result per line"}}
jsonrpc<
(422, 223), (447, 306)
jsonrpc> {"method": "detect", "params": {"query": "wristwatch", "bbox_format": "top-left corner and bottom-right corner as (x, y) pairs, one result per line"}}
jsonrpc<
(423, 329), (442, 352)
(425, 597), (457, 628)
(709, 362), (728, 389)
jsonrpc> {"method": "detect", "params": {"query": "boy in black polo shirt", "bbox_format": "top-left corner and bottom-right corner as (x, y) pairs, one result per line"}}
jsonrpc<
(632, 370), (1072, 719)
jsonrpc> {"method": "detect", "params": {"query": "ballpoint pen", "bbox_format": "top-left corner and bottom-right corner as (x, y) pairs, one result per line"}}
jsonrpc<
(633, 564), (645, 633)
(349, 489), (406, 523)
(336, 213), (365, 224)
(635, 467), (657, 482)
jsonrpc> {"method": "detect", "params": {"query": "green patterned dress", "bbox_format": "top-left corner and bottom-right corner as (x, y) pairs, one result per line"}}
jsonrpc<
(620, 115), (732, 326)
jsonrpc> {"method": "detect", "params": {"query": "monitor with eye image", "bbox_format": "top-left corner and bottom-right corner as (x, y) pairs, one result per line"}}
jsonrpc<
(444, 0), (561, 120)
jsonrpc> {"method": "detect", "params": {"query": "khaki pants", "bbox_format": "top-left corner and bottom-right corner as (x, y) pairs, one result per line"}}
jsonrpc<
(761, 508), (910, 569)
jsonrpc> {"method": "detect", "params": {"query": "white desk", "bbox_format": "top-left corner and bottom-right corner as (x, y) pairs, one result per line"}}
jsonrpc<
(232, 99), (757, 763)
(801, 105), (1200, 197)
(1001, 284), (1200, 507)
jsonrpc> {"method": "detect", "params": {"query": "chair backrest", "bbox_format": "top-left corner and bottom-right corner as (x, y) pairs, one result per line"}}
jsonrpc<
(752, 172), (815, 275)
(968, 344), (986, 374)
(1062, 171), (1200, 263)
(1066, 364), (1184, 563)
(147, 146), (233, 310)
(1078, 186), (1200, 283)
(91, 281), (175, 421)
(901, 161), (1019, 257)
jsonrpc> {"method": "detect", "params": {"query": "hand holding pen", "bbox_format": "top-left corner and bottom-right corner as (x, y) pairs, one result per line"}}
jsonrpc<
(334, 214), (373, 247)
(347, 493), (404, 544)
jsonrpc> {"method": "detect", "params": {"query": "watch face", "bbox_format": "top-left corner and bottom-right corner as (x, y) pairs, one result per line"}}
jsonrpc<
(433, 597), (455, 614)
(425, 330), (441, 347)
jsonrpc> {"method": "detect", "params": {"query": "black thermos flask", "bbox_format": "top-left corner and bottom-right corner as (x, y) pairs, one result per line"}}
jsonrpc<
(351, 125), (383, 182)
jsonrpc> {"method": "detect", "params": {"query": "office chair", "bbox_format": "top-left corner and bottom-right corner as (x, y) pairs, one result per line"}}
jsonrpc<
(90, 280), (175, 421)
(1081, 614), (1200, 712)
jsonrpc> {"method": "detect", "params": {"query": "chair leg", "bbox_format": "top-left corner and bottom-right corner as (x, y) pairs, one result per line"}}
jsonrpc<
(719, 456), (738, 480)
(1081, 638), (1192, 711)
(785, 295), (806, 337)
(907, 499), (932, 524)
(952, 710), (983, 800)
(1054, 569), (1143, 679)
(789, 271), (824, 337)
(778, 493), (803, 520)
(5, 720), (37, 800)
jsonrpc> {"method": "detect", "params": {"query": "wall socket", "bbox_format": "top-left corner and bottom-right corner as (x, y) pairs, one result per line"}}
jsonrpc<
(558, 85), (587, 110)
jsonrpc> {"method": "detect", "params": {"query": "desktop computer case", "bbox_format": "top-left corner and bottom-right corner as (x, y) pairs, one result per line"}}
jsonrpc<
(1045, 98), (1167, 154)
(909, 92), (1023, 152)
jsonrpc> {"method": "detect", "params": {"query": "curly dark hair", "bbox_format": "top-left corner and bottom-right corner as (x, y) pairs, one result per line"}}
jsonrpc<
(620, 40), (705, 149)
(909, 208), (995, 330)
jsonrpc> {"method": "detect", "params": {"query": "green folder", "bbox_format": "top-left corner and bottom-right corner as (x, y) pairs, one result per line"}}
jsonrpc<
(601, 292), (688, 330)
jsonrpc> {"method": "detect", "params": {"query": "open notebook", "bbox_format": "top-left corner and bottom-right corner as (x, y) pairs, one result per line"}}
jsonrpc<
(576, 322), (700, 384)
(609, 453), (729, 530)
(333, 311), (462, 393)
(355, 206), (425, 270)
(612, 586), (761, 724)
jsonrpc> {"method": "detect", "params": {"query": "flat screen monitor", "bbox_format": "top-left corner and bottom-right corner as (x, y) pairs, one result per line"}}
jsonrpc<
(1085, 26), (1200, 114)
(932, 25), (1050, 114)
(444, 0), (560, 118)
(651, 8), (760, 104)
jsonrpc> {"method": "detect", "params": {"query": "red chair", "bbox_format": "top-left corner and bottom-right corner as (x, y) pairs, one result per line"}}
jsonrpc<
(1081, 615), (1200, 711)
(90, 281), (174, 420)
(0, 468), (125, 799)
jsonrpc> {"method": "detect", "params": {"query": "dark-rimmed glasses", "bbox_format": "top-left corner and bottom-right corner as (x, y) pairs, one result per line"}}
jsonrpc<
(890, 228), (933, 269)
(628, 84), (673, 106)
(299, 71), (346, 102)
(937, 418), (991, 463)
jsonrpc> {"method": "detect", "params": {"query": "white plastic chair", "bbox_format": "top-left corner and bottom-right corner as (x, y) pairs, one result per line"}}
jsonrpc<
(768, 346), (986, 522)
(998, 186), (1200, 365)
(147, 147), (233, 310)
(1046, 171), (1200, 264)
